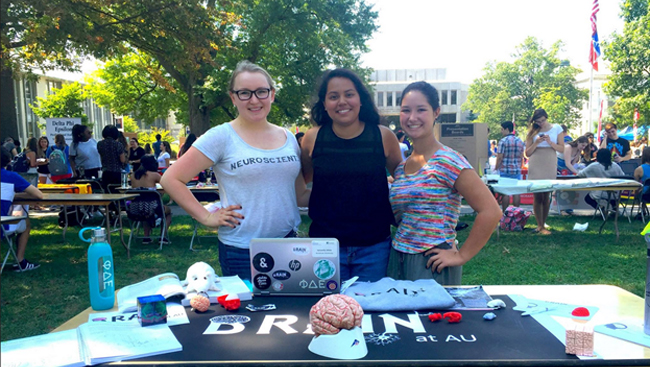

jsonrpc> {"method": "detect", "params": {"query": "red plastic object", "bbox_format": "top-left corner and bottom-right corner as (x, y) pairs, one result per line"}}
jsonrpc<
(224, 298), (241, 311)
(571, 307), (590, 317)
(217, 295), (228, 307)
(442, 312), (462, 323)
(428, 313), (443, 322)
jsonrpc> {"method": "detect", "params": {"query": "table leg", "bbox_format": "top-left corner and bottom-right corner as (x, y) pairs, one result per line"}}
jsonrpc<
(105, 204), (111, 245)
(116, 200), (129, 259)
(62, 205), (68, 241)
(614, 192), (622, 241)
(598, 192), (612, 235)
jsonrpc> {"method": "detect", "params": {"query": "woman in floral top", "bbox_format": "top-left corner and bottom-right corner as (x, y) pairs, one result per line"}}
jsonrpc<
(388, 82), (501, 285)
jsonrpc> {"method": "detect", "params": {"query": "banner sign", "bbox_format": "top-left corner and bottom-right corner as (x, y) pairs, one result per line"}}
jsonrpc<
(45, 117), (81, 146)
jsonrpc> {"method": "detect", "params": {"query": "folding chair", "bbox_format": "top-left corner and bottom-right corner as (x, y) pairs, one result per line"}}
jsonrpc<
(189, 191), (220, 251)
(126, 189), (168, 251)
(637, 179), (650, 223)
(1, 228), (20, 273)
(76, 179), (106, 225)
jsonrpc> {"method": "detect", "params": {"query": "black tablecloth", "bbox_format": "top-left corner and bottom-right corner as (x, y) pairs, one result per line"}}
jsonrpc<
(116, 295), (589, 366)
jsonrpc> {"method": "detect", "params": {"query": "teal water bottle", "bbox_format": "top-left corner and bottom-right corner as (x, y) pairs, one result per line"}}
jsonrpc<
(80, 227), (115, 310)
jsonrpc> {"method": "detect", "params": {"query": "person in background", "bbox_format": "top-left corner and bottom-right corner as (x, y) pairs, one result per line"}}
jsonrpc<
(70, 124), (101, 179)
(388, 81), (501, 284)
(157, 141), (171, 171)
(634, 147), (650, 197)
(144, 143), (152, 155)
(117, 131), (130, 173)
(561, 125), (573, 143)
(130, 155), (172, 245)
(3, 137), (18, 157)
(396, 131), (409, 161)
(600, 122), (632, 163)
(128, 138), (146, 172)
(294, 132), (305, 148)
(178, 133), (197, 158)
(577, 148), (625, 210)
(97, 125), (126, 193)
(1, 146), (44, 271)
(22, 137), (39, 187)
(36, 136), (50, 185)
(557, 136), (588, 176)
(46, 134), (73, 183)
(152, 134), (162, 158)
(582, 132), (598, 164)
(490, 140), (498, 156)
(525, 108), (565, 235)
(161, 60), (309, 280)
(495, 121), (525, 212)
(301, 68), (402, 282)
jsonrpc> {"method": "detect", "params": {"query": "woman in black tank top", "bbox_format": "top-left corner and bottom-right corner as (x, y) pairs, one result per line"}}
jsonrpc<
(301, 69), (403, 282)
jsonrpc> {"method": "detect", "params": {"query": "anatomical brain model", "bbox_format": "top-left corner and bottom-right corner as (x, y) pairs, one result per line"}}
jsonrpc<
(309, 294), (364, 336)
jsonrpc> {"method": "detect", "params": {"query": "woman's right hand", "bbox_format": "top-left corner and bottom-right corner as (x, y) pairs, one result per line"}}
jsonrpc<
(202, 204), (244, 228)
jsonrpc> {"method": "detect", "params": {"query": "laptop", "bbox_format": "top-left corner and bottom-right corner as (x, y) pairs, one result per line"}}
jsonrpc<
(249, 238), (340, 296)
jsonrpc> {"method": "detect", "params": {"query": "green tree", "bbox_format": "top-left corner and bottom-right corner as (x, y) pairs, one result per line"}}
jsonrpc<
(463, 37), (588, 139)
(78, 0), (377, 134)
(86, 52), (181, 125)
(30, 82), (88, 126)
(1, 0), (99, 139)
(122, 115), (139, 133)
(602, 0), (650, 126)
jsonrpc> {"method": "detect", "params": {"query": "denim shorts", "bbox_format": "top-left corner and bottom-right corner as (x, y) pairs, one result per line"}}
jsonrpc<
(339, 236), (391, 283)
(499, 172), (522, 180)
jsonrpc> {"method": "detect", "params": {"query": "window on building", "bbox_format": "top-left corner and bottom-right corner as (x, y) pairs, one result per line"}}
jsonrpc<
(441, 90), (448, 105)
(46, 80), (63, 94)
(93, 102), (102, 124)
(104, 108), (112, 125)
(83, 99), (92, 121)
(387, 92), (393, 107)
(23, 80), (38, 137)
(396, 91), (402, 106)
(377, 92), (384, 107)
(450, 90), (457, 105)
(439, 113), (456, 123)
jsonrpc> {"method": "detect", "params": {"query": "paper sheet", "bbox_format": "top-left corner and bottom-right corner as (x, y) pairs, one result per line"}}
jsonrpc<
(0, 329), (84, 367)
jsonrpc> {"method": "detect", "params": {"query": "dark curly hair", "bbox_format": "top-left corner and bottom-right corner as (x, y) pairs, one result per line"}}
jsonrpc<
(310, 69), (379, 126)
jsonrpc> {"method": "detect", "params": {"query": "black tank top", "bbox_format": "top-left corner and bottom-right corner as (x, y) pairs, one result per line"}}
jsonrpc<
(308, 122), (393, 247)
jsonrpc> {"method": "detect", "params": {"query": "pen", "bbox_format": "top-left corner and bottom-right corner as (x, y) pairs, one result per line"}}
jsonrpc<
(522, 307), (557, 316)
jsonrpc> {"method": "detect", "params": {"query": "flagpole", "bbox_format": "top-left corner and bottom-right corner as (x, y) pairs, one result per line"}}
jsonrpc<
(588, 67), (594, 136)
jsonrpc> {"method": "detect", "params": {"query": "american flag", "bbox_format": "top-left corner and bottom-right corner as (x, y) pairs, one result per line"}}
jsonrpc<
(589, 0), (601, 71)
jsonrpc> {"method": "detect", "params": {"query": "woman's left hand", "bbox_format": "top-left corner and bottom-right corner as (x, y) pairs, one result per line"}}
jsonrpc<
(424, 243), (466, 273)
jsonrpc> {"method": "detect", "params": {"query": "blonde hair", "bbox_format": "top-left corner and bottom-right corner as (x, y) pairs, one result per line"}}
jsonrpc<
(228, 60), (275, 92)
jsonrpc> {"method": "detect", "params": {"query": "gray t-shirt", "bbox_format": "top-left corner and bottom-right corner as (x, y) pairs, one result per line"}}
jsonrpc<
(70, 138), (101, 170)
(577, 162), (625, 200)
(193, 123), (301, 249)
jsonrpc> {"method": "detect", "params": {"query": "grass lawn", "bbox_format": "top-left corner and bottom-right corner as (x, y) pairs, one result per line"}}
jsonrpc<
(1, 212), (646, 342)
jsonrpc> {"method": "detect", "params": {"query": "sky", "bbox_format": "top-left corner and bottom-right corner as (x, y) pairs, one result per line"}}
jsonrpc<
(361, 0), (625, 83)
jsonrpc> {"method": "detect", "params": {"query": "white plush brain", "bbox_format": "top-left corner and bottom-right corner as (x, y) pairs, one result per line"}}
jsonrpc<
(309, 294), (363, 336)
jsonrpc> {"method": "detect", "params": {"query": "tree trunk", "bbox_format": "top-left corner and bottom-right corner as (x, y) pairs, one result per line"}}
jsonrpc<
(187, 87), (211, 136)
(0, 67), (19, 141)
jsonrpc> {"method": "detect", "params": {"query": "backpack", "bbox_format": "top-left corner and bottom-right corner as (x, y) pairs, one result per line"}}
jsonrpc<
(499, 206), (531, 232)
(9, 152), (30, 172)
(48, 147), (68, 175)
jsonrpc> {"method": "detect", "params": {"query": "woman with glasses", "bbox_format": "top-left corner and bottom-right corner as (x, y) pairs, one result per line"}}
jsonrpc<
(162, 60), (310, 280)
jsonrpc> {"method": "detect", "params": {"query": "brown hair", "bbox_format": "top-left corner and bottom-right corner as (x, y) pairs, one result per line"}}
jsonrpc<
(526, 108), (548, 140)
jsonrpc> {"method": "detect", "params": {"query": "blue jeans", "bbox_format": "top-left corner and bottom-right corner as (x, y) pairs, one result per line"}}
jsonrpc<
(339, 237), (391, 283)
(218, 230), (296, 280)
(499, 172), (521, 180)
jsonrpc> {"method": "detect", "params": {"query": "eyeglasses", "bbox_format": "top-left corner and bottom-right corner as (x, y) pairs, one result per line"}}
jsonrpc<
(231, 88), (271, 101)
